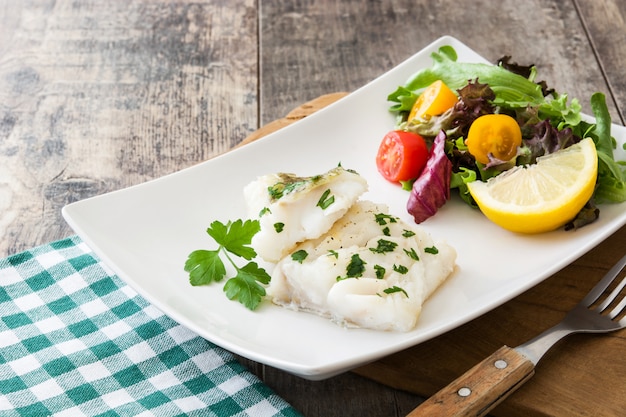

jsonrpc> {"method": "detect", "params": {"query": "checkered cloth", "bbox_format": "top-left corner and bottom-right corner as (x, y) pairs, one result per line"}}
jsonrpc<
(0, 236), (302, 417)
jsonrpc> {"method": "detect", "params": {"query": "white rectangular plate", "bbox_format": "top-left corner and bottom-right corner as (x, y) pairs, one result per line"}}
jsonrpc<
(63, 36), (626, 380)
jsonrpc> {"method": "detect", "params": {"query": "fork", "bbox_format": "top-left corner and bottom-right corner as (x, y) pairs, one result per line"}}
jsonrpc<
(407, 254), (626, 417)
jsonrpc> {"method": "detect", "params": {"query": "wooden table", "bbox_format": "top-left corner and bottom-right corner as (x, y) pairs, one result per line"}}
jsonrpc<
(1, 1), (625, 416)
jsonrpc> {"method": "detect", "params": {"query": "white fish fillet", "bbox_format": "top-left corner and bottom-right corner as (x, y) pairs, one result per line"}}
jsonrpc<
(244, 166), (368, 262)
(267, 200), (457, 332)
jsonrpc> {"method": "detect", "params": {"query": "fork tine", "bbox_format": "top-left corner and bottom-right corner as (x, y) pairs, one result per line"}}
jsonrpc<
(609, 290), (626, 320)
(581, 254), (626, 307)
(596, 271), (626, 313)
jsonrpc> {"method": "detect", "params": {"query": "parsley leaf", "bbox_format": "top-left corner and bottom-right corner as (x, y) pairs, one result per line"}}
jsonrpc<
(369, 239), (398, 254)
(404, 247), (419, 261)
(207, 219), (259, 260)
(317, 189), (335, 209)
(223, 262), (270, 310)
(425, 246), (439, 254)
(393, 264), (409, 274)
(186, 219), (269, 310)
(374, 264), (386, 279)
(346, 253), (366, 278)
(291, 250), (308, 263)
(383, 286), (409, 297)
(374, 213), (398, 225)
(184, 249), (226, 285)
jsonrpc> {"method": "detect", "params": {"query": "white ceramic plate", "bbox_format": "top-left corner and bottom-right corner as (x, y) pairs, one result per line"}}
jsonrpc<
(63, 36), (626, 380)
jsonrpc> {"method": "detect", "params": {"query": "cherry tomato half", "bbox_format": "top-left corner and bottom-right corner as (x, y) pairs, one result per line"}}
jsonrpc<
(376, 130), (429, 183)
(465, 114), (522, 164)
(408, 80), (458, 121)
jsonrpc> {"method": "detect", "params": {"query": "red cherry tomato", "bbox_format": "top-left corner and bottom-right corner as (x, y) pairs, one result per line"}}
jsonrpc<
(376, 130), (429, 183)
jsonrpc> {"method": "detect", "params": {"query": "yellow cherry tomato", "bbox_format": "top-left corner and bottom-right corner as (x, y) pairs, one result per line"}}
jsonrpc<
(465, 114), (522, 164)
(408, 80), (458, 121)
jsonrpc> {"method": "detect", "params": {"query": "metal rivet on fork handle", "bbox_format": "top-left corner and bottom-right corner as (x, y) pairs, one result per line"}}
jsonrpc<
(457, 387), (472, 397)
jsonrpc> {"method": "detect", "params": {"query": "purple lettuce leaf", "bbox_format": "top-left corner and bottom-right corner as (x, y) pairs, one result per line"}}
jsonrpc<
(407, 130), (452, 223)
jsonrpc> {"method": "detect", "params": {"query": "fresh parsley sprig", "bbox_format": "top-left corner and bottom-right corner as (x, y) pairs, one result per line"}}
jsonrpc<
(184, 219), (270, 310)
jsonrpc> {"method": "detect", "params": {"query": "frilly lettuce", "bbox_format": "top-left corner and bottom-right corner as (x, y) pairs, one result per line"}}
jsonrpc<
(388, 45), (626, 226)
(388, 46), (582, 126)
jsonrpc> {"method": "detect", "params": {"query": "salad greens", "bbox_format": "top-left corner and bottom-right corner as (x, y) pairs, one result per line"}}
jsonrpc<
(388, 46), (626, 227)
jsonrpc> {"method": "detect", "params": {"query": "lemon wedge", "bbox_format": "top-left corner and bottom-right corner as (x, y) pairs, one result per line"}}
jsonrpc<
(467, 137), (598, 233)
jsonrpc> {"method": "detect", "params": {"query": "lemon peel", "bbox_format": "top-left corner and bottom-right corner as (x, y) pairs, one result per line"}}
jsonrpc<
(467, 137), (598, 233)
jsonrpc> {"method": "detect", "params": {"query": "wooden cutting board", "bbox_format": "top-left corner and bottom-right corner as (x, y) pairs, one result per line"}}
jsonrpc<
(242, 93), (626, 417)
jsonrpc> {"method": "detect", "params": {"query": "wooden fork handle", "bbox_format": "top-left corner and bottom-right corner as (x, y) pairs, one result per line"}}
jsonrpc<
(406, 346), (535, 417)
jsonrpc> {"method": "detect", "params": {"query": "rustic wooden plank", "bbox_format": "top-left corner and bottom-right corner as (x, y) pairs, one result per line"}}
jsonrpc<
(263, 367), (421, 417)
(575, 0), (626, 124)
(0, 0), (258, 257)
(258, 0), (618, 124)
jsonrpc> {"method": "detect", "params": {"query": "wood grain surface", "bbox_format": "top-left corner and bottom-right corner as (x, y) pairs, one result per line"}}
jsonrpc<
(1, 1), (625, 416)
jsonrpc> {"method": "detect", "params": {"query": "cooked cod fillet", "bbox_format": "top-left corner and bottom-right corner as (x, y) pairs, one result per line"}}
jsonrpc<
(244, 166), (368, 263)
(267, 200), (457, 332)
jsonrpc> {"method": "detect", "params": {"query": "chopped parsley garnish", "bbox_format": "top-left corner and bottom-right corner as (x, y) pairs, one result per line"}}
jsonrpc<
(327, 250), (339, 259)
(382, 226), (391, 236)
(317, 189), (335, 209)
(345, 253), (366, 278)
(291, 250), (308, 263)
(375, 213), (398, 226)
(404, 247), (419, 261)
(259, 207), (271, 217)
(374, 264), (386, 279)
(369, 239), (398, 254)
(184, 219), (269, 310)
(267, 182), (302, 200)
(393, 264), (409, 274)
(383, 286), (409, 297)
(274, 222), (285, 233)
(402, 229), (416, 238)
(425, 246), (439, 254)
(267, 173), (323, 201)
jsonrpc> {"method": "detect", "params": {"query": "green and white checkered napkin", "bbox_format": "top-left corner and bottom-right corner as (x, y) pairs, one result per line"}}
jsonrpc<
(0, 236), (303, 417)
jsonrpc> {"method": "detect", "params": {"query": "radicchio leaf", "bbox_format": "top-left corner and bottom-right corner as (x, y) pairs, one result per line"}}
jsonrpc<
(407, 130), (452, 223)
(519, 119), (580, 165)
